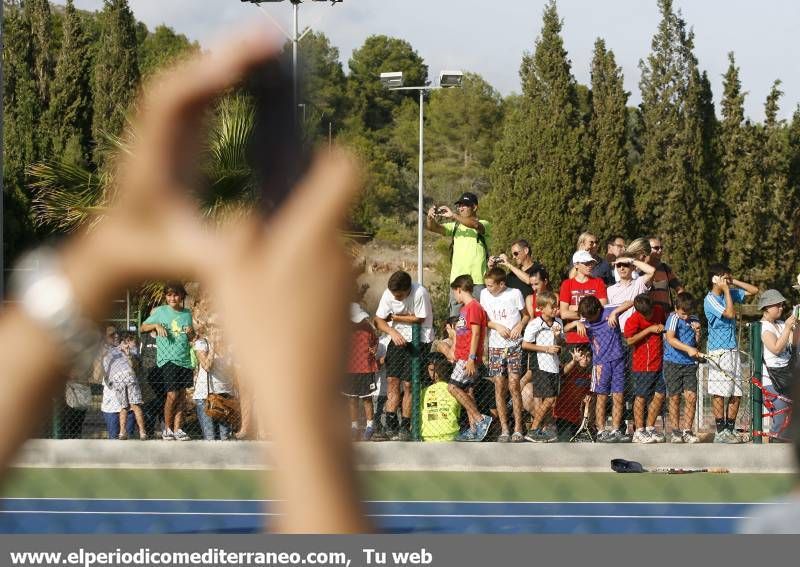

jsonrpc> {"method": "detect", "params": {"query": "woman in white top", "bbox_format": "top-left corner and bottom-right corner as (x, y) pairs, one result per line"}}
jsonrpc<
(193, 326), (236, 440)
(759, 289), (797, 439)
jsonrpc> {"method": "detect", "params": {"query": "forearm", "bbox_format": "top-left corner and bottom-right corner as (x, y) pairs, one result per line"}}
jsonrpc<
(374, 318), (393, 335)
(626, 329), (652, 346)
(392, 314), (422, 324)
(507, 263), (530, 283)
(732, 279), (758, 295)
(469, 326), (481, 357)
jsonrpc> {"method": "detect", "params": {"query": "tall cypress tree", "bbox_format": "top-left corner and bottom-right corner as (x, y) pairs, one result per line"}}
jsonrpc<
(636, 0), (711, 293)
(2, 1), (40, 263)
(48, 0), (93, 165)
(718, 53), (759, 272)
(91, 0), (140, 162)
(487, 1), (588, 273)
(760, 82), (794, 292)
(588, 38), (630, 238)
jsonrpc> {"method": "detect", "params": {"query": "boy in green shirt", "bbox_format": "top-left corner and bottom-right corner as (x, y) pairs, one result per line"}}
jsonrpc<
(421, 355), (461, 441)
(140, 282), (195, 440)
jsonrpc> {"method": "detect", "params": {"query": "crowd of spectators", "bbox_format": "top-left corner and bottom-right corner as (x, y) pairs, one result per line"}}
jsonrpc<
(343, 191), (797, 443)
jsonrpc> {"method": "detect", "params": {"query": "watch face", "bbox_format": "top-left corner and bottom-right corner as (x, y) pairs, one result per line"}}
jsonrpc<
(26, 274), (71, 320)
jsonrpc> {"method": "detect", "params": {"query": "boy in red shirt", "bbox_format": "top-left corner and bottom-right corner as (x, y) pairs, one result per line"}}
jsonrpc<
(553, 346), (592, 441)
(559, 250), (608, 346)
(346, 304), (379, 441)
(623, 294), (666, 443)
(447, 275), (493, 442)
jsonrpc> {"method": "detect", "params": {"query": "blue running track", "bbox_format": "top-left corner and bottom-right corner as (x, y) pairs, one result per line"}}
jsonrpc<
(0, 499), (766, 534)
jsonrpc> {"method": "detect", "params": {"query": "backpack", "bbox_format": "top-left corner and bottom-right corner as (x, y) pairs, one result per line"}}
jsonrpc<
(449, 221), (488, 263)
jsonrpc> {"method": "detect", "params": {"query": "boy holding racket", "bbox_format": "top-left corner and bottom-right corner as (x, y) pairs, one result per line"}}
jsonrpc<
(703, 264), (758, 443)
(663, 292), (702, 443)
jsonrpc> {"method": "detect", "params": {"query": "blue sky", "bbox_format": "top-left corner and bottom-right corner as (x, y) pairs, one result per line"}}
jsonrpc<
(64, 0), (800, 121)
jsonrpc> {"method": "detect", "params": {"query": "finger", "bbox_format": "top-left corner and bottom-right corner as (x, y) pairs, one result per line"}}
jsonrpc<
(271, 148), (363, 237)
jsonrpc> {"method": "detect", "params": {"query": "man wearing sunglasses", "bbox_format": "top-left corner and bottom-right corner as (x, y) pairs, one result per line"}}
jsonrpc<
(490, 239), (545, 300)
(647, 236), (684, 312)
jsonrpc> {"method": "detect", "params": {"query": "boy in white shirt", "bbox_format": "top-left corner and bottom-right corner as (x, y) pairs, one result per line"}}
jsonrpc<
(480, 267), (529, 442)
(522, 291), (565, 442)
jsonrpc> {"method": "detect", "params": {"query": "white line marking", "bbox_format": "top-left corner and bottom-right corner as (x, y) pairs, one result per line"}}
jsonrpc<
(0, 498), (774, 505)
(0, 510), (750, 520)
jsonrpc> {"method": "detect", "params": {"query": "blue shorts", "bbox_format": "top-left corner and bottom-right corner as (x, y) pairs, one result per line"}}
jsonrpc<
(592, 358), (626, 395)
(633, 371), (666, 398)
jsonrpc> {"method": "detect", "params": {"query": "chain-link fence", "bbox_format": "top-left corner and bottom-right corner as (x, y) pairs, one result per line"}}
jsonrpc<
(28, 280), (793, 446)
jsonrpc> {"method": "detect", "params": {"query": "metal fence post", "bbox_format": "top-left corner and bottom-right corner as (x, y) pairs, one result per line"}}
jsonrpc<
(52, 399), (61, 440)
(750, 321), (763, 443)
(411, 323), (422, 441)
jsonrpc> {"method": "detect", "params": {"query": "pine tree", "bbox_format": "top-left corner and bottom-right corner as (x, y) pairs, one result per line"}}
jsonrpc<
(635, 0), (713, 294)
(759, 82), (795, 292)
(588, 38), (630, 238)
(48, 0), (93, 165)
(718, 53), (759, 273)
(487, 0), (588, 272)
(91, 0), (140, 162)
(2, 1), (42, 263)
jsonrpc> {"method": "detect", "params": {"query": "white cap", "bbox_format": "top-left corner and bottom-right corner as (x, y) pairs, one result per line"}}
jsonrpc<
(350, 303), (370, 324)
(572, 250), (595, 265)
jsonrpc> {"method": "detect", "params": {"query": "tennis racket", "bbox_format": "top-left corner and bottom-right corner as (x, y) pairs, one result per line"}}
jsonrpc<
(699, 349), (752, 384)
(570, 394), (595, 443)
(649, 467), (729, 474)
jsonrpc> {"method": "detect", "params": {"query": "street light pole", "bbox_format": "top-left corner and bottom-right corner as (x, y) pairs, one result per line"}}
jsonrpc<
(417, 89), (424, 285)
(381, 71), (463, 285)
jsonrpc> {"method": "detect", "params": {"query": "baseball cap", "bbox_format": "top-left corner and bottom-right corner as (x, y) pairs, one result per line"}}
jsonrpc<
(454, 192), (479, 207)
(572, 250), (595, 265)
(350, 303), (370, 324)
(758, 289), (787, 310)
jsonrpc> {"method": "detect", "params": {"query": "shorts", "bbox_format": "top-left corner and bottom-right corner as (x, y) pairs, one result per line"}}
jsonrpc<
(151, 362), (194, 393)
(385, 342), (432, 381)
(664, 361), (698, 396)
(448, 359), (479, 390)
(632, 371), (666, 398)
(344, 373), (377, 398)
(487, 345), (523, 377)
(533, 369), (559, 398)
(591, 358), (626, 395)
(113, 381), (143, 408)
(706, 349), (743, 397)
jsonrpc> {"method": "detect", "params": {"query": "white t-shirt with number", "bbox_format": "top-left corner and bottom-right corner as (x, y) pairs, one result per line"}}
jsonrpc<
(480, 287), (525, 349)
(375, 283), (434, 343)
(523, 316), (565, 373)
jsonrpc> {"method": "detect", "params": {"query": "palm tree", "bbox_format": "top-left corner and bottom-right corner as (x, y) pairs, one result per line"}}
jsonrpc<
(29, 94), (364, 310)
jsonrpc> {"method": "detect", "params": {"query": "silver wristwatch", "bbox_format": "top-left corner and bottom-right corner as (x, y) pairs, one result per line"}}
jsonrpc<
(10, 247), (101, 372)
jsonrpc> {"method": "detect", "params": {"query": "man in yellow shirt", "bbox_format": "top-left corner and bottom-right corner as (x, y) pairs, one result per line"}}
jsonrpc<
(426, 192), (491, 317)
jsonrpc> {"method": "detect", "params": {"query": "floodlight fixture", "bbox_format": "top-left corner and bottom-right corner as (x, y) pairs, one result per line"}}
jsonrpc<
(380, 71), (404, 89)
(439, 70), (463, 88)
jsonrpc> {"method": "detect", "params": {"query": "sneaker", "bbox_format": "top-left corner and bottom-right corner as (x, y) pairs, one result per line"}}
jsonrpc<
(596, 430), (614, 443)
(474, 415), (493, 442)
(647, 428), (665, 443)
(397, 429), (411, 442)
(173, 429), (190, 441)
(371, 429), (388, 442)
(682, 430), (699, 444)
(511, 431), (525, 443)
(497, 432), (511, 443)
(714, 429), (739, 444)
(456, 427), (476, 442)
(162, 429), (175, 441)
(362, 426), (375, 442)
(670, 431), (684, 443)
(524, 429), (540, 442)
(527, 429), (557, 443)
(632, 429), (650, 443)
(118, 433), (128, 440)
(608, 429), (631, 443)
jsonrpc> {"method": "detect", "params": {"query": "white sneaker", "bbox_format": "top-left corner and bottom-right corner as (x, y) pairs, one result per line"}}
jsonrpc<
(173, 429), (190, 441)
(632, 429), (650, 443)
(670, 431), (684, 443)
(646, 428), (665, 443)
(162, 429), (175, 441)
(682, 430), (699, 444)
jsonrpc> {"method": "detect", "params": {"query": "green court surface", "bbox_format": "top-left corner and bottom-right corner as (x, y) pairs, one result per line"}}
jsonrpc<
(3, 469), (795, 503)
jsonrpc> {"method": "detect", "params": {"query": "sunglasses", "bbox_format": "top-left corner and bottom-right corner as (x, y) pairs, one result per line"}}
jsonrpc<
(651, 246), (663, 251)
(615, 262), (632, 268)
(512, 251), (521, 257)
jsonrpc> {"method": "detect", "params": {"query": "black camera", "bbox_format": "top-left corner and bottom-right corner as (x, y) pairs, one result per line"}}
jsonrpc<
(491, 256), (504, 265)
